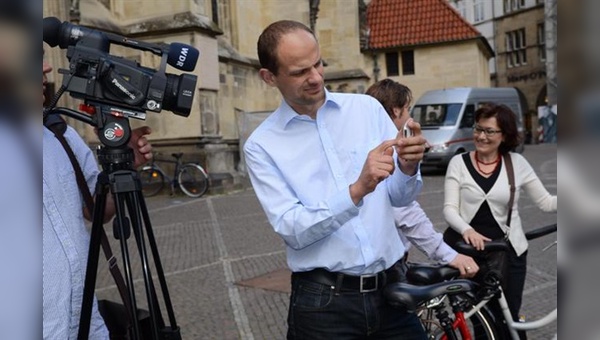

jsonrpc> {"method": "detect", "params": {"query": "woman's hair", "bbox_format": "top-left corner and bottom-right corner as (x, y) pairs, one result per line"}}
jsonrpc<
(257, 20), (315, 75)
(365, 79), (412, 119)
(475, 103), (521, 154)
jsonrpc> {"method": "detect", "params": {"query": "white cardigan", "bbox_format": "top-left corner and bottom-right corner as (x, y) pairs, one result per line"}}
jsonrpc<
(443, 152), (557, 256)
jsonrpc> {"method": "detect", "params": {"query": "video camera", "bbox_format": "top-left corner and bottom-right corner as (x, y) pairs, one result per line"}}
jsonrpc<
(43, 17), (199, 118)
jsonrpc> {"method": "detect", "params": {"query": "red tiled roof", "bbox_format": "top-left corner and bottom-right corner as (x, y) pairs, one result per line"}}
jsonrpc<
(366, 0), (482, 49)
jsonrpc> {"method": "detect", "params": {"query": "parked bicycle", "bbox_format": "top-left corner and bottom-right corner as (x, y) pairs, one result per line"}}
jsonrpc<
(384, 224), (557, 340)
(139, 152), (209, 198)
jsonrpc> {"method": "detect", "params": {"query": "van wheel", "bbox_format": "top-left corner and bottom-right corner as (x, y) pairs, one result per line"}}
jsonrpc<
(455, 148), (466, 155)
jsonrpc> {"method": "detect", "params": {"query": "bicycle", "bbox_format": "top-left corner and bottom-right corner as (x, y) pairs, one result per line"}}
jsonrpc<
(139, 152), (209, 198)
(384, 224), (557, 340)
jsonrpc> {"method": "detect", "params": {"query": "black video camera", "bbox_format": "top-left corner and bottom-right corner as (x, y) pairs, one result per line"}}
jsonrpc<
(43, 17), (198, 118)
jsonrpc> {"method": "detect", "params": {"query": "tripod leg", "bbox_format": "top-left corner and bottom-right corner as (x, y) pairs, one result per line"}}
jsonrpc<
(112, 189), (143, 339)
(77, 176), (108, 340)
(136, 189), (180, 330)
(120, 189), (162, 339)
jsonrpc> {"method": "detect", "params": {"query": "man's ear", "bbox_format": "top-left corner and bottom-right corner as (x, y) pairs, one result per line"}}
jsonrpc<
(259, 68), (276, 86)
(392, 107), (401, 119)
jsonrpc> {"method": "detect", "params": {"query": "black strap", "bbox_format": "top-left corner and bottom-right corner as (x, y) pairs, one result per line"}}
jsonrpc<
(503, 153), (516, 227)
(45, 118), (135, 323)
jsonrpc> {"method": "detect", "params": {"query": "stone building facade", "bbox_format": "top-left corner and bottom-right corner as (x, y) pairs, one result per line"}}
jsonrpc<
(494, 2), (547, 143)
(43, 0), (493, 192)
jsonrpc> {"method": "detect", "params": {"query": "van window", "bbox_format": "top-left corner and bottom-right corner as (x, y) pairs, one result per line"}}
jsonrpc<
(460, 104), (475, 128)
(412, 103), (463, 127)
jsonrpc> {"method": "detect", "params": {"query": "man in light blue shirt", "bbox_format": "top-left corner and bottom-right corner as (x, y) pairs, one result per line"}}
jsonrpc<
(43, 51), (153, 339)
(245, 20), (429, 339)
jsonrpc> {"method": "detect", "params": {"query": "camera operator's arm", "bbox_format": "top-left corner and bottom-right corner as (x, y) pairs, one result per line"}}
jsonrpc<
(83, 126), (153, 222)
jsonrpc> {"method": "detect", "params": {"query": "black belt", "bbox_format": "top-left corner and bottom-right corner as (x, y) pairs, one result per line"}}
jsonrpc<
(293, 265), (397, 293)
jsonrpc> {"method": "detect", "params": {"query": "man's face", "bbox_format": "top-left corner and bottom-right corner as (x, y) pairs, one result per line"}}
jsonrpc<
(42, 57), (52, 104)
(262, 30), (325, 115)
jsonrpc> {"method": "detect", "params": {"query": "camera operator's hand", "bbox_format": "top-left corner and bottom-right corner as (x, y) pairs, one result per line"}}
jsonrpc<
(130, 126), (153, 168)
(395, 120), (426, 176)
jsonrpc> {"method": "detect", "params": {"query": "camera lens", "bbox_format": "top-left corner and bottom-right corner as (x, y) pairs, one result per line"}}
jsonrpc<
(163, 74), (196, 117)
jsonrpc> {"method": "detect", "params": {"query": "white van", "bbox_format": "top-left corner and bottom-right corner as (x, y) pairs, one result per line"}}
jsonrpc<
(411, 87), (525, 169)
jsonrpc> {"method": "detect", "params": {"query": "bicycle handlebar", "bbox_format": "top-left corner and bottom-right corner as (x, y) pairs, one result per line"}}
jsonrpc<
(452, 224), (557, 256)
(453, 240), (509, 257)
(525, 223), (557, 240)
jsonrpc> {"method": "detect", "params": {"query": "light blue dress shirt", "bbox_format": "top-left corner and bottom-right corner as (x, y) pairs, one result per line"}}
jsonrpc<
(244, 90), (422, 275)
(43, 126), (109, 339)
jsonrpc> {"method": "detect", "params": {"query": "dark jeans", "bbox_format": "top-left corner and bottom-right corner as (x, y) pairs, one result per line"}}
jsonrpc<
(505, 248), (527, 322)
(287, 276), (426, 340)
(506, 248), (528, 340)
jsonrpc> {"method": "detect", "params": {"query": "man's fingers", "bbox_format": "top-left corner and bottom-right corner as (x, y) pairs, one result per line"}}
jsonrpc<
(383, 145), (393, 157)
(407, 120), (422, 135)
(374, 139), (397, 153)
(134, 126), (152, 136)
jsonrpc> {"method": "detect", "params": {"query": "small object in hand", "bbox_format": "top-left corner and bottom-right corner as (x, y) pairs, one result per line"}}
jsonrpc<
(402, 119), (414, 138)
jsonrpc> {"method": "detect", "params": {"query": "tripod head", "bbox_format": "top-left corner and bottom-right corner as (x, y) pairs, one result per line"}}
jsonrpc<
(45, 102), (138, 174)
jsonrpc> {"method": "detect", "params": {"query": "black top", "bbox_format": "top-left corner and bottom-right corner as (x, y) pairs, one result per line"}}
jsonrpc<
(462, 153), (505, 240)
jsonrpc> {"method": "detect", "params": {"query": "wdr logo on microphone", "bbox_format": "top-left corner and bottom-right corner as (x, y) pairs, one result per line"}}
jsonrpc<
(177, 48), (189, 69)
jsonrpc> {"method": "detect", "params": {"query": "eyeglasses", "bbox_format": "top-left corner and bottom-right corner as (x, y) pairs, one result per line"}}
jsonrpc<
(473, 125), (502, 136)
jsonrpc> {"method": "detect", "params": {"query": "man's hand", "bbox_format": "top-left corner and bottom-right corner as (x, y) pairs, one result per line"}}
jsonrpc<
(448, 253), (479, 278)
(349, 139), (397, 205)
(395, 119), (427, 176)
(130, 126), (153, 168)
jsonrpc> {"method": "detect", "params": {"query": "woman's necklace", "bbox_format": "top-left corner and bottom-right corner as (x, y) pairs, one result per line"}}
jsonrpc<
(475, 151), (500, 175)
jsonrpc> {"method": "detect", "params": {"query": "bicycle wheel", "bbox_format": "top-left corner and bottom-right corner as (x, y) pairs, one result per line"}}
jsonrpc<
(177, 163), (209, 198)
(418, 293), (503, 340)
(139, 167), (165, 197)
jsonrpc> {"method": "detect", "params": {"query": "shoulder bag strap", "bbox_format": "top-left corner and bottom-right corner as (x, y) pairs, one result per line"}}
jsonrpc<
(503, 153), (516, 227)
(46, 122), (134, 320)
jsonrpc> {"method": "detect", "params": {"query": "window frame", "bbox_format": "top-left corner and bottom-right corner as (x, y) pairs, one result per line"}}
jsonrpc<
(537, 22), (546, 62)
(473, 0), (485, 22)
(401, 50), (415, 75)
(385, 52), (400, 77)
(506, 28), (527, 68)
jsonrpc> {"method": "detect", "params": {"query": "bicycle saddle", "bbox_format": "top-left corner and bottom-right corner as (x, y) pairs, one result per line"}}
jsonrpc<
(172, 153), (184, 159)
(406, 264), (460, 285)
(384, 280), (475, 312)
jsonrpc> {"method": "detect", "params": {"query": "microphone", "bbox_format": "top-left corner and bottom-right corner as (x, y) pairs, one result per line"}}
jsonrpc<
(166, 43), (199, 72)
(43, 17), (108, 50)
(44, 17), (199, 72)
(43, 17), (66, 47)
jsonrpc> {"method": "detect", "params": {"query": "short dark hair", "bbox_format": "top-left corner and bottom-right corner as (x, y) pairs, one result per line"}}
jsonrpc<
(365, 79), (412, 119)
(475, 103), (521, 154)
(257, 20), (315, 75)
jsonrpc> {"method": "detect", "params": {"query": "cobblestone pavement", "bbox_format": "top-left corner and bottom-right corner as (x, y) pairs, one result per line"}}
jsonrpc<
(94, 143), (557, 340)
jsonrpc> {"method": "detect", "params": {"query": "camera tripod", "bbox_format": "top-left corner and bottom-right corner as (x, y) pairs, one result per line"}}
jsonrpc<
(47, 105), (181, 340)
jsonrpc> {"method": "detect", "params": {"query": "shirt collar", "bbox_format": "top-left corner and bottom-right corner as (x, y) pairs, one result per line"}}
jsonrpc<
(277, 89), (342, 128)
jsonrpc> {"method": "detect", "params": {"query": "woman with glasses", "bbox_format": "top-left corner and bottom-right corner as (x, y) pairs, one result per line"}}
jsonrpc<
(442, 103), (556, 338)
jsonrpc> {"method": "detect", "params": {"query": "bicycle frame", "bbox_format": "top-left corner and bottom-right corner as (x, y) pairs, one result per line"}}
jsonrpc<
(463, 286), (557, 339)
(149, 158), (180, 188)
